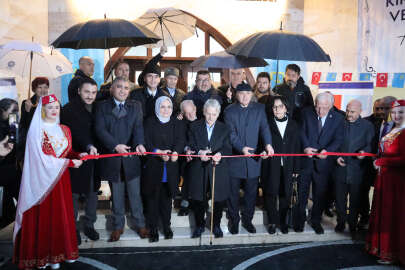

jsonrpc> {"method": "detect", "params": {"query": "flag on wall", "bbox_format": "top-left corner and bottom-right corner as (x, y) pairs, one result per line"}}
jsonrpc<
(376, 73), (388, 87)
(311, 72), (321, 85)
(326, 72), (337, 81)
(342, 73), (352, 81)
(392, 73), (405, 88)
(359, 73), (372, 81)
(270, 72), (284, 84)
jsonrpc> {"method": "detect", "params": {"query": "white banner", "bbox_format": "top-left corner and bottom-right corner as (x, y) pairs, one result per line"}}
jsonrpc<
(358, 0), (405, 73)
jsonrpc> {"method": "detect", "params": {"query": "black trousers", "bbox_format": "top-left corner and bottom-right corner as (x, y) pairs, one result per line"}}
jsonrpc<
(264, 168), (289, 225)
(145, 183), (172, 230)
(358, 179), (373, 222)
(227, 177), (258, 224)
(335, 181), (362, 228)
(191, 200), (225, 227)
(297, 171), (329, 226)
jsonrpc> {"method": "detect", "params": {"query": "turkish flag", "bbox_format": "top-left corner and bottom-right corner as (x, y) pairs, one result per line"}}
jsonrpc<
(311, 72), (321, 85)
(376, 73), (388, 87)
(342, 73), (352, 81)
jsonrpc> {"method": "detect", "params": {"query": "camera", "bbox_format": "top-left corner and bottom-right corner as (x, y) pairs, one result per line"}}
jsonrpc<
(8, 113), (18, 144)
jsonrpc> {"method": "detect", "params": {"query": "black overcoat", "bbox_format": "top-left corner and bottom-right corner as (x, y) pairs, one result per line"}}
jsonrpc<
(61, 98), (100, 193)
(187, 119), (231, 202)
(142, 116), (186, 197)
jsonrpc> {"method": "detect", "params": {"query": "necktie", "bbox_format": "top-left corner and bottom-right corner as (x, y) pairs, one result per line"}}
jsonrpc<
(119, 103), (124, 112)
(318, 117), (323, 135)
(380, 122), (390, 138)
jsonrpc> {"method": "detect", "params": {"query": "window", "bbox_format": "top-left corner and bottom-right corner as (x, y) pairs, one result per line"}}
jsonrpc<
(181, 27), (205, 57)
(210, 36), (224, 54)
(125, 46), (147, 56)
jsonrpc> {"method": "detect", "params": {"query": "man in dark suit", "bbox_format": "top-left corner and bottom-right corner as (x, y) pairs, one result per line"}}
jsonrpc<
(218, 68), (246, 109)
(129, 57), (169, 119)
(161, 67), (185, 115)
(298, 92), (344, 234)
(61, 79), (100, 245)
(68, 56), (97, 102)
(359, 96), (396, 229)
(333, 100), (374, 238)
(99, 61), (137, 100)
(273, 64), (314, 123)
(95, 77), (148, 242)
(224, 83), (274, 234)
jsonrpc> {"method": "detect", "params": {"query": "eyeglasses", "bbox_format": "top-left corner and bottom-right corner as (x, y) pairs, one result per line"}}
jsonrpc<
(272, 104), (286, 110)
(196, 79), (210, 83)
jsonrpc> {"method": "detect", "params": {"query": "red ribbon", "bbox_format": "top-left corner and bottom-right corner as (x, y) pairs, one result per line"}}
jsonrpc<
(80, 151), (376, 161)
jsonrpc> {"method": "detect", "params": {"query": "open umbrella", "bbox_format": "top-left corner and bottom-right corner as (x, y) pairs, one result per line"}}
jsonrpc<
(51, 17), (161, 49)
(190, 50), (268, 69)
(226, 23), (331, 84)
(0, 40), (73, 96)
(135, 7), (196, 47)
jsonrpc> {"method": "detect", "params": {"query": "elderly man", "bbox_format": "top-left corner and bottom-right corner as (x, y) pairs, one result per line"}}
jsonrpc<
(177, 100), (198, 216)
(99, 61), (136, 98)
(183, 70), (223, 119)
(61, 79), (100, 245)
(218, 69), (246, 107)
(298, 92), (344, 234)
(187, 99), (231, 238)
(130, 51), (169, 119)
(273, 64), (314, 123)
(162, 67), (185, 115)
(95, 76), (148, 241)
(224, 83), (274, 234)
(333, 100), (374, 238)
(68, 56), (97, 101)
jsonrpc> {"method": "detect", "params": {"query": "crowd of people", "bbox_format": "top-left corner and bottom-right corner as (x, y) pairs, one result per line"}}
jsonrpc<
(0, 48), (404, 269)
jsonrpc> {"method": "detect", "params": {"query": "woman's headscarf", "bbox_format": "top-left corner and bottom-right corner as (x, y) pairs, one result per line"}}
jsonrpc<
(13, 94), (68, 242)
(155, 96), (173, 124)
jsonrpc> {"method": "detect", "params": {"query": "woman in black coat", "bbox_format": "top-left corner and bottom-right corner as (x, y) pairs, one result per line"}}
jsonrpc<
(142, 96), (186, 242)
(186, 99), (231, 238)
(262, 95), (300, 234)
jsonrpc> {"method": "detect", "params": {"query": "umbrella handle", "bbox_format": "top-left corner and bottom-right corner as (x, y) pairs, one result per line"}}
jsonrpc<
(209, 164), (216, 245)
(27, 51), (33, 98)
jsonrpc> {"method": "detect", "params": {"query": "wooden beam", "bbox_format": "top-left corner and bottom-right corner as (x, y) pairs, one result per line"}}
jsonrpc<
(205, 32), (210, 55)
(176, 43), (182, 57)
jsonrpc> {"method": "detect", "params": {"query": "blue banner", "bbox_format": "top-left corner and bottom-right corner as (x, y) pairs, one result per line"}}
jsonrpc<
(392, 73), (405, 88)
(326, 72), (337, 81)
(359, 73), (372, 81)
(59, 48), (105, 105)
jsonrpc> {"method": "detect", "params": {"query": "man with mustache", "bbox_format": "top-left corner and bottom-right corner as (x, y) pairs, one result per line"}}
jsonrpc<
(273, 64), (314, 123)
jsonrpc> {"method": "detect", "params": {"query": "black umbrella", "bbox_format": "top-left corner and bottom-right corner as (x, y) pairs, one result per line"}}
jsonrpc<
(190, 50), (268, 69)
(226, 24), (330, 84)
(51, 18), (161, 49)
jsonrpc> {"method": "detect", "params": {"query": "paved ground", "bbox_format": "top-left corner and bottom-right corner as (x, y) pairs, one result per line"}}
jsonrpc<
(1, 240), (403, 270)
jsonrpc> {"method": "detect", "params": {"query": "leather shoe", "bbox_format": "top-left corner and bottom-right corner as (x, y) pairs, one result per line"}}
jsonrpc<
(228, 220), (239, 235)
(280, 224), (289, 234)
(242, 221), (256, 234)
(76, 230), (81, 246)
(335, 223), (345, 233)
(311, 223), (324, 234)
(213, 226), (223, 238)
(84, 227), (99, 241)
(267, 224), (276, 234)
(177, 206), (189, 216)
(149, 228), (159, 242)
(192, 226), (205, 238)
(293, 224), (304, 233)
(137, 227), (149, 239)
(109, 229), (124, 242)
(163, 227), (173, 239)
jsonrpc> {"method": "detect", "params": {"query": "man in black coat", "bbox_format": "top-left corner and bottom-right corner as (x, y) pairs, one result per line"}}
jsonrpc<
(183, 70), (223, 119)
(161, 67), (185, 115)
(61, 79), (100, 245)
(218, 68), (245, 109)
(94, 77), (148, 242)
(68, 56), (96, 102)
(187, 99), (231, 238)
(129, 54), (169, 119)
(273, 64), (314, 123)
(333, 100), (374, 238)
(224, 83), (274, 234)
(299, 92), (344, 234)
(358, 96), (396, 228)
